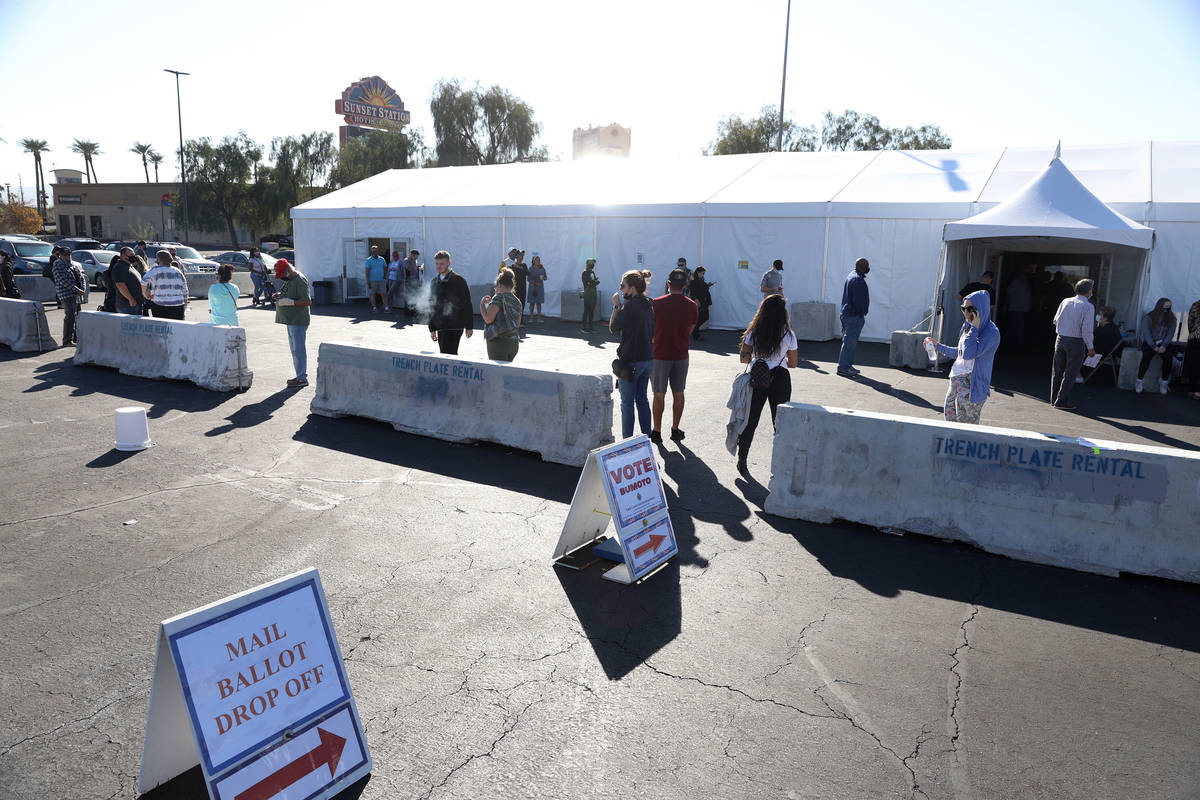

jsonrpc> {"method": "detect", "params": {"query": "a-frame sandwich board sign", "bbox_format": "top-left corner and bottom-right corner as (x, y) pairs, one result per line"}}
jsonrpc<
(137, 568), (372, 800)
(553, 434), (678, 583)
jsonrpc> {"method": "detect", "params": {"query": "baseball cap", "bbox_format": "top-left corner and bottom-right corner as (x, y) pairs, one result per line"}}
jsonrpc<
(668, 268), (687, 287)
(585, 258), (596, 266)
(274, 258), (290, 278)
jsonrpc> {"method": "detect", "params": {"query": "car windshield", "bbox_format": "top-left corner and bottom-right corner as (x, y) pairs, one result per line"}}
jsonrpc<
(173, 247), (202, 259)
(260, 252), (277, 266)
(150, 245), (201, 260)
(14, 242), (53, 257)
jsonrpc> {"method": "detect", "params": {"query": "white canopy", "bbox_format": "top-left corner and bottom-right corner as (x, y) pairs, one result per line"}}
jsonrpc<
(943, 157), (1154, 249)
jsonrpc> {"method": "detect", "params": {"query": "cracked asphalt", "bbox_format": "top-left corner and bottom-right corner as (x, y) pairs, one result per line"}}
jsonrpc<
(2, 301), (1199, 800)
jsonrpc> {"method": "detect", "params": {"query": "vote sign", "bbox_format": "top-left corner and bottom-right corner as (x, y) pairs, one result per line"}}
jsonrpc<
(599, 438), (668, 530)
(138, 569), (372, 800)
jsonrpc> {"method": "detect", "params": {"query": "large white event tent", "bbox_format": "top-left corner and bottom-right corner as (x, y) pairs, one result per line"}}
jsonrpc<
(292, 141), (1200, 342)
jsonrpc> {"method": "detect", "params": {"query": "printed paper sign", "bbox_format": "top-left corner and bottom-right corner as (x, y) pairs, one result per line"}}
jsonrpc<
(599, 439), (667, 529)
(619, 515), (678, 580)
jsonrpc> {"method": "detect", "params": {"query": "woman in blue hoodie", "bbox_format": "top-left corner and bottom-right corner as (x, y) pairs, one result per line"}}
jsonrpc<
(926, 289), (1000, 424)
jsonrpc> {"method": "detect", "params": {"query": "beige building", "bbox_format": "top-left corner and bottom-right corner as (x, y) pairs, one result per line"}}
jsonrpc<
(572, 123), (631, 159)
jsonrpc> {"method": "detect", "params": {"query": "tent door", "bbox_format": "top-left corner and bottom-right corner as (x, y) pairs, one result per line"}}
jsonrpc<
(342, 238), (369, 301)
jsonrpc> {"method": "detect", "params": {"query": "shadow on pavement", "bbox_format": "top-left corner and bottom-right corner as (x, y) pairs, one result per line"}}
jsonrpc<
(850, 373), (942, 412)
(658, 441), (753, 553)
(762, 512), (1200, 653)
(85, 448), (142, 468)
(206, 387), (303, 437)
(291, 414), (580, 504)
(25, 361), (235, 418)
(555, 560), (682, 681)
(137, 766), (370, 800)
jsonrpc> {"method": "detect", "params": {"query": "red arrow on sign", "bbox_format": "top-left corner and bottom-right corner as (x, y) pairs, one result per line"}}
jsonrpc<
(633, 533), (667, 559)
(235, 727), (346, 800)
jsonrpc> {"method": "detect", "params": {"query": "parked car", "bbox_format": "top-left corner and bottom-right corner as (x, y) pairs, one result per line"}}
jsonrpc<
(57, 237), (103, 252)
(71, 250), (121, 288)
(212, 250), (278, 272)
(0, 235), (54, 275)
(261, 234), (293, 248)
(100, 241), (218, 272)
(270, 249), (296, 267)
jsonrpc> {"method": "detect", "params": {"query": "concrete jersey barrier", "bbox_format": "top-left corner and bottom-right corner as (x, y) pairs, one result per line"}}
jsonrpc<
(764, 402), (1200, 584)
(0, 298), (58, 351)
(310, 342), (614, 465)
(14, 275), (89, 305)
(789, 301), (839, 341)
(184, 272), (254, 299)
(73, 311), (253, 392)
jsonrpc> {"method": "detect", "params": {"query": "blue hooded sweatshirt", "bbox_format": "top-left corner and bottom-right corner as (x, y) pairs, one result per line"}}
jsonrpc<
(936, 289), (1000, 404)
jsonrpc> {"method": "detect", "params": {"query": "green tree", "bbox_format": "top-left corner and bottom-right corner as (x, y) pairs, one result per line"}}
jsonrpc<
(271, 132), (337, 206)
(19, 138), (49, 221)
(430, 80), (548, 166)
(70, 139), (101, 183)
(148, 150), (164, 182)
(328, 127), (427, 188)
(819, 110), (951, 151)
(130, 141), (154, 182)
(704, 105), (817, 155)
(173, 132), (263, 249)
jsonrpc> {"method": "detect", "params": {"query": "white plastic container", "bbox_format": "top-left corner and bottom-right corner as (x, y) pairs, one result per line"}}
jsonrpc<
(114, 406), (153, 451)
(925, 340), (938, 363)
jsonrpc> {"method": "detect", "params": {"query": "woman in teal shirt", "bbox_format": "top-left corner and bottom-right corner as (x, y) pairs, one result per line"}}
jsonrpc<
(208, 265), (241, 326)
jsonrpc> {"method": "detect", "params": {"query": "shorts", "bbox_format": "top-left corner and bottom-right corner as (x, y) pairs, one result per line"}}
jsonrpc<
(651, 358), (689, 393)
(529, 283), (545, 304)
(368, 279), (387, 296)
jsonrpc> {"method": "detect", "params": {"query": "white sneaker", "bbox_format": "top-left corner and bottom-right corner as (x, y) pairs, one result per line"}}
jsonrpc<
(1135, 379), (1143, 393)
(1159, 379), (1170, 395)
(1074, 376), (1084, 384)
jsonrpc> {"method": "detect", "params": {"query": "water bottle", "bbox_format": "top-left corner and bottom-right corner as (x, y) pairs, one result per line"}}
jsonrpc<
(924, 339), (938, 364)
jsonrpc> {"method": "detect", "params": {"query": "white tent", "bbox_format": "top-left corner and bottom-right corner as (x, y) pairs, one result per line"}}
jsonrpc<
(291, 141), (1200, 342)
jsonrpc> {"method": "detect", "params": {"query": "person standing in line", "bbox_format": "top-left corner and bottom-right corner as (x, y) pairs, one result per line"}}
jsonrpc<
(675, 257), (692, 297)
(272, 258), (312, 388)
(363, 245), (387, 313)
(609, 269), (655, 439)
(111, 247), (145, 315)
(1005, 265), (1033, 351)
(98, 254), (118, 311)
(958, 270), (995, 305)
(428, 249), (473, 355)
(580, 258), (600, 333)
(134, 240), (148, 263)
(736, 294), (798, 473)
(528, 255), (548, 322)
(51, 247), (85, 346)
(385, 249), (402, 313)
(402, 249), (422, 317)
(247, 246), (268, 306)
(837, 257), (870, 377)
(0, 252), (21, 298)
(142, 250), (188, 319)
(208, 265), (240, 326)
(649, 268), (698, 443)
(926, 290), (1000, 424)
(509, 249), (530, 325)
(1135, 297), (1181, 394)
(480, 268), (522, 362)
(688, 266), (713, 341)
(1183, 299), (1200, 401)
(760, 259), (784, 297)
(1049, 278), (1096, 410)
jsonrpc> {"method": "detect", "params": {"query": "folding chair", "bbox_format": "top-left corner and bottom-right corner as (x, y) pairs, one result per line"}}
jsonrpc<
(1082, 344), (1122, 385)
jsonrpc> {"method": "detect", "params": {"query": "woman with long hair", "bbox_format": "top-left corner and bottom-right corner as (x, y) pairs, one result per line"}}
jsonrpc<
(1136, 297), (1180, 394)
(736, 293), (798, 472)
(1183, 299), (1200, 401)
(528, 255), (548, 322)
(481, 268), (522, 362)
(609, 269), (655, 438)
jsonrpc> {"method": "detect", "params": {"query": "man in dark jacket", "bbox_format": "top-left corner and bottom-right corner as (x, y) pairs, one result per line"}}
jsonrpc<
(428, 249), (473, 355)
(837, 257), (870, 377)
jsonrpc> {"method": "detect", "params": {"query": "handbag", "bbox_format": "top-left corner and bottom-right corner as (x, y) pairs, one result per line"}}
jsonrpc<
(484, 295), (517, 341)
(612, 359), (633, 382)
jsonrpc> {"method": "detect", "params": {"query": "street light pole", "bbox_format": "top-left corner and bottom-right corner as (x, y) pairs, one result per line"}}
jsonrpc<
(777, 0), (792, 152)
(164, 68), (189, 244)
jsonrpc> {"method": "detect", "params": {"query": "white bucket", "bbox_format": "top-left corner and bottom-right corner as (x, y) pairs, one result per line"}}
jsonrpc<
(114, 406), (153, 451)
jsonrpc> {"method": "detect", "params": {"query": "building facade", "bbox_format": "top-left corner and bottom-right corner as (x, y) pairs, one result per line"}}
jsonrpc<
(572, 124), (631, 159)
(49, 177), (236, 244)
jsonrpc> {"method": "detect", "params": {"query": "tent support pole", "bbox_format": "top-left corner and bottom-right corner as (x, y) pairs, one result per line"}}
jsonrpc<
(820, 205), (831, 301)
(699, 216), (706, 267)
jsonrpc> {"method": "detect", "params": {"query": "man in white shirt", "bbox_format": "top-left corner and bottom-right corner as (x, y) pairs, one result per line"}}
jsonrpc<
(1049, 278), (1096, 410)
(142, 250), (189, 319)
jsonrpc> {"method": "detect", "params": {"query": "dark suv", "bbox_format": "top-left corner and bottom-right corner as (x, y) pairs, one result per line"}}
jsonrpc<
(0, 236), (55, 274)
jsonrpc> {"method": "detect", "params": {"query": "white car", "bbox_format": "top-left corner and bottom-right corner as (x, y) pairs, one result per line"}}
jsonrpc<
(71, 250), (121, 288)
(211, 250), (278, 272)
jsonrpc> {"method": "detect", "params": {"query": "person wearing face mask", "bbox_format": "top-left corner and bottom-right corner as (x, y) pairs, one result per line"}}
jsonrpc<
(580, 258), (600, 333)
(1078, 306), (1124, 383)
(926, 290), (1000, 424)
(1135, 297), (1181, 394)
(609, 270), (655, 438)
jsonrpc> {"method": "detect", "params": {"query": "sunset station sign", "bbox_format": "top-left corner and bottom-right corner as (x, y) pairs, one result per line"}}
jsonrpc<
(334, 76), (410, 129)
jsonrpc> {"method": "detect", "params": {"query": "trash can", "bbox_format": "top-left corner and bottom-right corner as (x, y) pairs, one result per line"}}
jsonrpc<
(313, 280), (333, 305)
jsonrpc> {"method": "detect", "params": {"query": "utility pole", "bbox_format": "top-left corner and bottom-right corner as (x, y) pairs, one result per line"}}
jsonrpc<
(164, 68), (189, 244)
(777, 0), (792, 152)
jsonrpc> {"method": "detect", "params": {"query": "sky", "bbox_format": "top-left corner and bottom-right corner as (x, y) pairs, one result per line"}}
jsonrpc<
(2, 0), (1199, 204)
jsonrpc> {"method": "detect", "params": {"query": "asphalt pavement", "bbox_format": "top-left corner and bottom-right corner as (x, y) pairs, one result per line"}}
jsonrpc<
(1, 299), (1197, 800)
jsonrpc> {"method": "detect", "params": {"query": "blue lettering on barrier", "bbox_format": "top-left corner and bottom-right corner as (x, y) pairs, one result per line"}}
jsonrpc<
(391, 355), (484, 383)
(120, 321), (174, 337)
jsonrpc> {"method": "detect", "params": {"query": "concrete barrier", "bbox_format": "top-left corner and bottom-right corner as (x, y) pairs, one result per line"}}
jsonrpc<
(184, 272), (254, 299)
(890, 330), (933, 369)
(1117, 346), (1165, 390)
(14, 276), (89, 305)
(468, 284), (490, 317)
(73, 311), (253, 392)
(789, 301), (838, 341)
(310, 342), (613, 465)
(0, 298), (58, 351)
(560, 289), (584, 322)
(764, 403), (1200, 584)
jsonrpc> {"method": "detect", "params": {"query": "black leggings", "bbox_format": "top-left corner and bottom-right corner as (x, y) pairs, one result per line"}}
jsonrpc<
(1138, 343), (1180, 380)
(737, 367), (792, 459)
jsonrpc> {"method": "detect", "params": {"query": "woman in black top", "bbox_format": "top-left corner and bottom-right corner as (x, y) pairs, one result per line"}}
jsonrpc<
(609, 269), (655, 438)
(688, 267), (713, 340)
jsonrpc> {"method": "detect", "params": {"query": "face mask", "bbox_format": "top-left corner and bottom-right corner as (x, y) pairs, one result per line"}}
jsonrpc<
(1096, 314), (1103, 323)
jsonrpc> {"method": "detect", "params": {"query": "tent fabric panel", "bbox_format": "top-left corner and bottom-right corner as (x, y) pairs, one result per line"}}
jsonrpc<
(977, 143), (1149, 204)
(1144, 221), (1200, 326)
(700, 217), (827, 330)
(833, 148), (1005, 204)
(594, 217), (701, 305)
(828, 201), (975, 220)
(501, 217), (597, 318)
(704, 150), (878, 205)
(293, 218), (354, 282)
(1151, 141), (1200, 204)
(422, 217), (504, 288)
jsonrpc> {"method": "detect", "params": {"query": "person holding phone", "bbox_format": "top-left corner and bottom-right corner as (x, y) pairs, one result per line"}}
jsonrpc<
(925, 289), (1000, 424)
(609, 270), (655, 438)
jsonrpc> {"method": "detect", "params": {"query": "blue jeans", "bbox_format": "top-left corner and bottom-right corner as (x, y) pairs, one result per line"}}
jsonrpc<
(838, 314), (865, 371)
(286, 324), (308, 381)
(250, 272), (266, 302)
(618, 359), (654, 438)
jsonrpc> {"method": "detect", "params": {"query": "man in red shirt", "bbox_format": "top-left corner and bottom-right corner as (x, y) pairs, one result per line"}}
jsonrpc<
(650, 268), (699, 443)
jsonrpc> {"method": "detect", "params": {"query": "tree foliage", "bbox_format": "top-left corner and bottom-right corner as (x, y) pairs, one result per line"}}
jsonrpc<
(148, 150), (164, 182)
(19, 138), (49, 221)
(430, 80), (548, 166)
(704, 106), (816, 155)
(272, 132), (337, 204)
(0, 199), (43, 234)
(328, 127), (427, 189)
(174, 132), (263, 248)
(130, 142), (155, 182)
(706, 108), (951, 155)
(70, 139), (101, 182)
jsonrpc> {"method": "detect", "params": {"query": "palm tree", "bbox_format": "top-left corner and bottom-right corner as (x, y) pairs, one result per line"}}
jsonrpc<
(19, 138), (49, 221)
(70, 139), (101, 183)
(148, 150), (164, 182)
(130, 141), (154, 182)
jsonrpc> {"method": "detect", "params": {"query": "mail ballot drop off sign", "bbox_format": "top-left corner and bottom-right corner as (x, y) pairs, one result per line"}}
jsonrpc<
(168, 577), (351, 776)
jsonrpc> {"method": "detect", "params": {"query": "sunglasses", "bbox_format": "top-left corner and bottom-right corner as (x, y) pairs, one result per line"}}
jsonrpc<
(961, 305), (976, 313)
